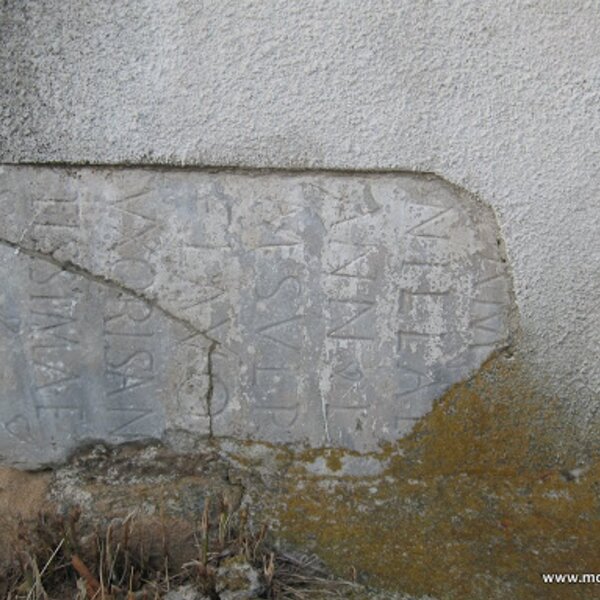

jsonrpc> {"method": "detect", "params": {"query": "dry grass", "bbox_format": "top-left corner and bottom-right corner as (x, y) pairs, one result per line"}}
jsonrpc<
(0, 500), (362, 600)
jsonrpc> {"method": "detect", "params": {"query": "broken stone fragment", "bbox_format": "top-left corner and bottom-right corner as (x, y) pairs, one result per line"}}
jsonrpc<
(164, 584), (209, 600)
(0, 166), (513, 467)
(215, 556), (264, 600)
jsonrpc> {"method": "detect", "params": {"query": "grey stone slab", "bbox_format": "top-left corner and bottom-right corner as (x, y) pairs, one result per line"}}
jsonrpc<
(0, 166), (512, 464)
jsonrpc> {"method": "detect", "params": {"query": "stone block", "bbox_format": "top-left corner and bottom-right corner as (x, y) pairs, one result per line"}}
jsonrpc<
(0, 166), (512, 466)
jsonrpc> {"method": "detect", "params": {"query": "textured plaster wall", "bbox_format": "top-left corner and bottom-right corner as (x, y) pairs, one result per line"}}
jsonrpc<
(1, 1), (599, 431)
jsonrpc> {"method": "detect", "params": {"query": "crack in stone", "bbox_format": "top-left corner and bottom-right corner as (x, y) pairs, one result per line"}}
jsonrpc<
(0, 236), (220, 436)
(322, 399), (332, 445)
(206, 340), (218, 437)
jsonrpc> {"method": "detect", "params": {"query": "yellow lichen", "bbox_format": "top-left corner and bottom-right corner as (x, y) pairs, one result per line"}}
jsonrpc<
(270, 356), (600, 600)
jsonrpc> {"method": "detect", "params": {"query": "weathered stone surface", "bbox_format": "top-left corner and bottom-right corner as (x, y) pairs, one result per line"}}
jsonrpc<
(0, 166), (511, 464)
(0, 247), (211, 468)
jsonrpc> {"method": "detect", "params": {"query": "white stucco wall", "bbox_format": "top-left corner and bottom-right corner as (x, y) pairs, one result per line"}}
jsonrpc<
(1, 1), (599, 433)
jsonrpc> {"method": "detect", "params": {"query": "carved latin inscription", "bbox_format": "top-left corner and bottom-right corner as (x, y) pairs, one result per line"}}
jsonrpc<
(0, 167), (512, 464)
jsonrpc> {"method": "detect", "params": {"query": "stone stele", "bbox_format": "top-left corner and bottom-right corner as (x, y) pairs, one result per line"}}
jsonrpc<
(0, 166), (512, 467)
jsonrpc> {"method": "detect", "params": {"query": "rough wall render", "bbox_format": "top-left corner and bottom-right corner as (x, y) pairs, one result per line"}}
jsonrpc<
(1, 1), (598, 437)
